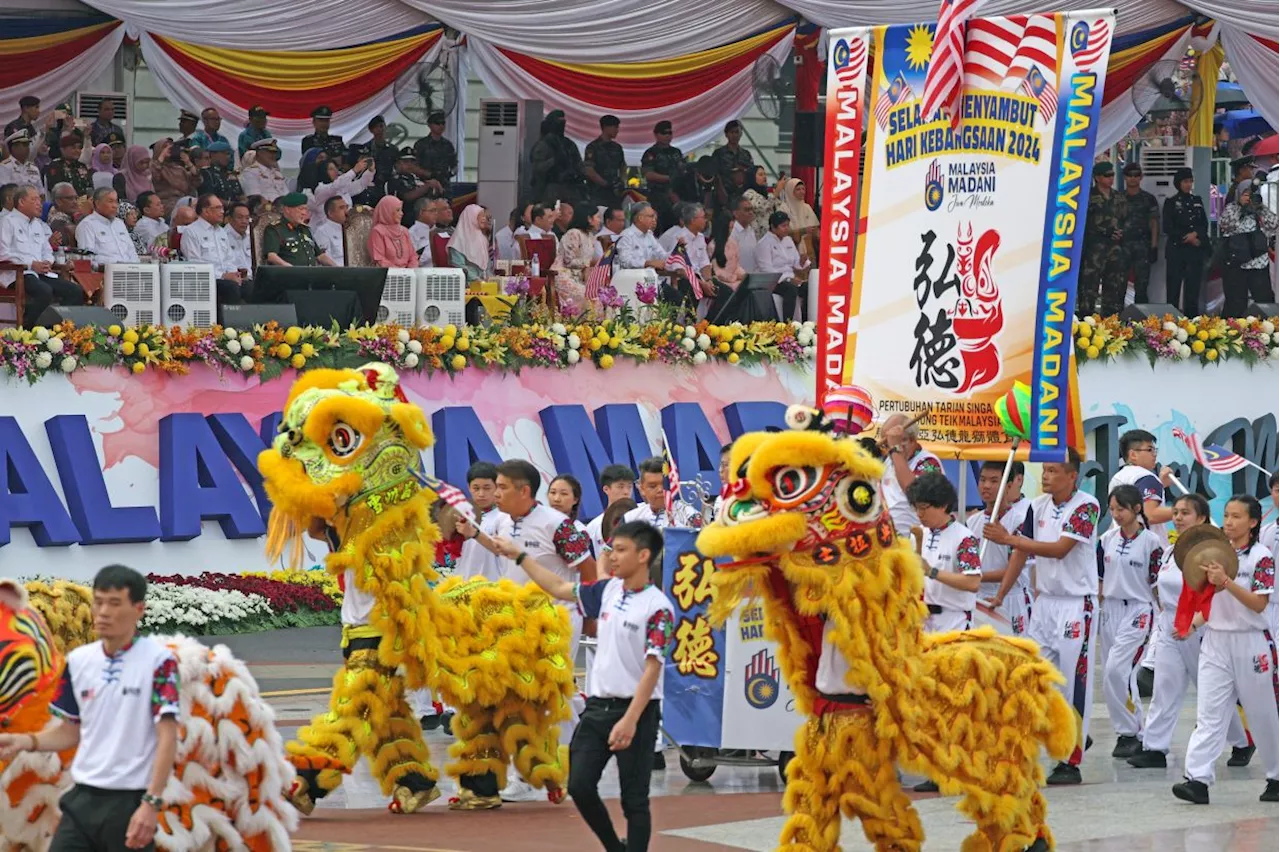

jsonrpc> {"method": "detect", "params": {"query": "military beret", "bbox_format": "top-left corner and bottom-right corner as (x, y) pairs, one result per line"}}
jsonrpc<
(654, 120), (673, 134)
(368, 115), (386, 129)
(1173, 167), (1194, 183)
(106, 132), (126, 145)
(1092, 160), (1114, 176)
(248, 105), (269, 118)
(278, 192), (308, 208)
(206, 140), (232, 153)
(312, 105), (333, 118)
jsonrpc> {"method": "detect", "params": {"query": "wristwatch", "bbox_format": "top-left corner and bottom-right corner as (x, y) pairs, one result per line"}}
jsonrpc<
(516, 551), (529, 566)
(928, 566), (939, 579)
(141, 792), (165, 809)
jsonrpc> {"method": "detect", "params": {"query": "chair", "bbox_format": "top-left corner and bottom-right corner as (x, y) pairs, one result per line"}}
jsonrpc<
(0, 263), (29, 329)
(523, 237), (556, 273)
(249, 211), (282, 272)
(430, 232), (451, 268)
(343, 209), (375, 267)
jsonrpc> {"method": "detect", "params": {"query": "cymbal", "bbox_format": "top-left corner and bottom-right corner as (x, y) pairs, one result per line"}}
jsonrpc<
(1173, 524), (1238, 592)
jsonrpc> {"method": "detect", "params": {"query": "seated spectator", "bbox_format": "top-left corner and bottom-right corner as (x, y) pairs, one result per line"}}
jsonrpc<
(262, 192), (337, 267)
(117, 200), (150, 257)
(87, 143), (118, 193)
(446, 204), (493, 283)
(730, 194), (758, 272)
(0, 183), (17, 211)
(183, 193), (250, 309)
(312, 195), (348, 266)
(554, 205), (602, 311)
(526, 204), (556, 242)
(46, 182), (81, 233)
(708, 210), (746, 291)
(198, 140), (243, 204)
(46, 135), (92, 198)
(74, 187), (139, 265)
(151, 140), (200, 216)
(614, 202), (666, 272)
(224, 201), (253, 272)
(495, 207), (520, 262)
(742, 165), (774, 239)
(553, 200), (574, 238)
(408, 197), (438, 262)
(133, 192), (168, 248)
(0, 185), (86, 325)
(432, 198), (455, 236)
(755, 210), (809, 321)
(596, 206), (625, 246)
(658, 201), (714, 300)
(775, 177), (819, 255)
(121, 145), (154, 202)
(513, 202), (534, 237)
(367, 195), (419, 269)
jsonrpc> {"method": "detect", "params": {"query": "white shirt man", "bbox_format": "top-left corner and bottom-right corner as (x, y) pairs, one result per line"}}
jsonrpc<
(76, 211), (139, 265)
(731, 219), (758, 273)
(658, 225), (711, 272)
(756, 230), (804, 281)
(615, 224), (666, 270)
(459, 505), (508, 582)
(225, 223), (251, 272)
(623, 501), (700, 529)
(181, 215), (238, 276)
(0, 132), (42, 199)
(311, 215), (345, 267)
(0, 198), (53, 275)
(408, 220), (434, 260)
(134, 215), (168, 249)
(495, 224), (519, 261)
(921, 520), (983, 632)
(881, 447), (943, 533)
(967, 496), (1033, 633)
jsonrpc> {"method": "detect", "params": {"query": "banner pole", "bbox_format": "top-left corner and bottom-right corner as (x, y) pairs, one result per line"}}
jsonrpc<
(978, 438), (1021, 561)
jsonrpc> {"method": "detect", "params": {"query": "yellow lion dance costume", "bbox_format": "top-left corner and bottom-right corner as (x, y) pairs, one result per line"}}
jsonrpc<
(0, 578), (296, 852)
(695, 408), (1076, 852)
(258, 362), (574, 815)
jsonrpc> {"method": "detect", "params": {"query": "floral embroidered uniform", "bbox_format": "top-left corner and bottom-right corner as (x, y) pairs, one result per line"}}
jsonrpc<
(1263, 520), (1279, 636)
(1019, 489), (1100, 767)
(1097, 525), (1162, 741)
(1182, 543), (1279, 789)
(1140, 548), (1252, 755)
(459, 505), (508, 582)
(882, 449), (943, 533)
(967, 497), (1033, 633)
(921, 520), (983, 632)
(624, 501), (701, 529)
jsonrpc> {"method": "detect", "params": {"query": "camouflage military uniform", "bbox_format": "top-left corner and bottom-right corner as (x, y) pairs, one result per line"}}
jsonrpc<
(1120, 187), (1158, 303)
(199, 164), (244, 204)
(45, 157), (92, 198)
(583, 136), (626, 208)
(413, 134), (457, 194)
(711, 144), (754, 194)
(301, 132), (347, 168)
(640, 142), (684, 231)
(1080, 187), (1127, 317)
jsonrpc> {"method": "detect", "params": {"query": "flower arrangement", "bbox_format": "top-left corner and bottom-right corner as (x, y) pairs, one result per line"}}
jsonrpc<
(0, 317), (818, 384)
(140, 572), (341, 635)
(1074, 314), (1278, 366)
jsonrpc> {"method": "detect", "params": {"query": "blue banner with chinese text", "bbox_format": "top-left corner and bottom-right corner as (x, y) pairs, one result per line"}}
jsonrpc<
(660, 528), (724, 748)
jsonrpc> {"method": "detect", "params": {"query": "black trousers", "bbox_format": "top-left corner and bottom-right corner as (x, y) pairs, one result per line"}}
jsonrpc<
(23, 272), (85, 327)
(216, 277), (252, 307)
(568, 697), (661, 852)
(51, 785), (151, 852)
(776, 277), (809, 322)
(1164, 245), (1203, 316)
(1222, 265), (1275, 318)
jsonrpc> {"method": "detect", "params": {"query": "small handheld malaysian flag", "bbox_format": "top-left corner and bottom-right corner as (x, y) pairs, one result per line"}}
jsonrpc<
(413, 470), (477, 522)
(1020, 65), (1057, 120)
(586, 241), (615, 300)
(665, 243), (701, 298)
(1171, 427), (1258, 475)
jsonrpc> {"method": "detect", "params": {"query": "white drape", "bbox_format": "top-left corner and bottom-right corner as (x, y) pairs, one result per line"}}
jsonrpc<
(1179, 1), (1278, 38)
(1092, 25), (1194, 151)
(80, 0), (433, 49)
(783, 0), (1190, 36)
(407, 0), (790, 61)
(139, 32), (441, 164)
(1220, 26), (1279, 131)
(0, 26), (125, 121)
(466, 34), (795, 161)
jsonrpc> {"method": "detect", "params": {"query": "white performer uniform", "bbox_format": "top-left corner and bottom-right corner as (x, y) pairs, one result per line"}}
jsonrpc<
(1141, 548), (1251, 754)
(968, 498), (1033, 634)
(1182, 542), (1278, 788)
(1109, 462), (1168, 670)
(458, 505), (507, 582)
(921, 521), (983, 633)
(1019, 489), (1100, 766)
(1262, 520), (1279, 636)
(1097, 525), (1162, 738)
(881, 448), (943, 534)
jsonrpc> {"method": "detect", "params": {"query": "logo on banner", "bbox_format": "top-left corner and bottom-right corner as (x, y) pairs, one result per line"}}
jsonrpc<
(1069, 19), (1110, 72)
(744, 649), (782, 709)
(924, 160), (944, 211)
(945, 161), (997, 210)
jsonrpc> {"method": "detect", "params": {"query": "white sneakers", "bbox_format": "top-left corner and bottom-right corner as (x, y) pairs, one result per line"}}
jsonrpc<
(499, 777), (544, 803)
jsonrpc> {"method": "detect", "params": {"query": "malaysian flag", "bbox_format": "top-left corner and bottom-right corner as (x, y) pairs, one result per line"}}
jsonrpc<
(415, 470), (477, 522)
(1006, 13), (1057, 83)
(875, 72), (913, 129)
(833, 37), (867, 87)
(963, 15), (1026, 89)
(921, 0), (988, 128)
(661, 434), (681, 516)
(1069, 18), (1110, 72)
(1021, 65), (1057, 120)
(1171, 428), (1253, 474)
(665, 243), (700, 297)
(586, 241), (614, 300)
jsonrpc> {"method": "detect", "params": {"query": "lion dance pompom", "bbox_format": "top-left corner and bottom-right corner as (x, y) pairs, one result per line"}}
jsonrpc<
(258, 363), (575, 814)
(0, 579), (297, 852)
(696, 408), (1075, 852)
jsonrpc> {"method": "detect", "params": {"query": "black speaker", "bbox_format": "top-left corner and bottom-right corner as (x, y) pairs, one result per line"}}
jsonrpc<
(35, 305), (118, 328)
(222, 303), (298, 327)
(1120, 303), (1184, 322)
(1247, 302), (1278, 318)
(792, 111), (823, 168)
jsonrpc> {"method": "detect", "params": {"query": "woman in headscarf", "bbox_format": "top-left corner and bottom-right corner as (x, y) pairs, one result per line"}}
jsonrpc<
(774, 177), (820, 258)
(118, 200), (151, 257)
(367, 195), (419, 268)
(447, 204), (494, 283)
(1218, 180), (1277, 317)
(89, 143), (121, 195)
(295, 148), (329, 194)
(122, 144), (155, 204)
(151, 139), (200, 216)
(743, 165), (775, 239)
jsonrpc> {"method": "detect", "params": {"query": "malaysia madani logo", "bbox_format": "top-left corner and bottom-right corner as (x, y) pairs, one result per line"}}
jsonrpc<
(924, 159), (944, 211)
(744, 648), (781, 709)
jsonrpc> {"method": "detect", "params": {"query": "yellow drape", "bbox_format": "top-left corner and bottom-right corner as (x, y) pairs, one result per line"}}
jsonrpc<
(531, 23), (793, 79)
(1187, 41), (1223, 148)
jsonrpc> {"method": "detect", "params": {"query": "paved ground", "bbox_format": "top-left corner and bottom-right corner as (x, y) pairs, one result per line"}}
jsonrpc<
(213, 629), (1280, 851)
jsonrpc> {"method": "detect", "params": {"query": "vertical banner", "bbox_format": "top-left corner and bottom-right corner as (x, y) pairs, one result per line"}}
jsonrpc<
(816, 28), (872, 407)
(661, 529), (724, 748)
(719, 600), (802, 750)
(834, 10), (1110, 460)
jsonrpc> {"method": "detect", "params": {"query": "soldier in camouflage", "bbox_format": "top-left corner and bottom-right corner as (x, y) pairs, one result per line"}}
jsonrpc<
(583, 114), (626, 209)
(301, 106), (348, 170)
(413, 111), (456, 197)
(1080, 160), (1127, 317)
(198, 140), (244, 204)
(641, 120), (684, 232)
(1119, 162), (1159, 304)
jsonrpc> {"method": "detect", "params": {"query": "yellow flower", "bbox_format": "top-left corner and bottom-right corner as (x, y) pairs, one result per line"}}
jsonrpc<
(608, 336), (621, 349)
(456, 337), (471, 352)
(444, 324), (457, 337)
(1086, 345), (1100, 359)
(122, 329), (139, 344)
(451, 354), (467, 370)
(599, 354), (615, 369)
(728, 352), (740, 364)
(290, 353), (306, 369)
(276, 343), (292, 358)
(137, 343), (150, 357)
(131, 361), (145, 374)
(717, 341), (730, 353)
(440, 335), (455, 350)
(733, 339), (745, 352)
(108, 324), (122, 337)
(1090, 335), (1105, 349)
(121, 341), (136, 356)
(284, 327), (302, 345)
(1206, 348), (1218, 361)
(1191, 340), (1205, 353)
(1077, 335), (1091, 348)
(1196, 330), (1208, 341)
(301, 343), (316, 357)
(589, 338), (602, 351)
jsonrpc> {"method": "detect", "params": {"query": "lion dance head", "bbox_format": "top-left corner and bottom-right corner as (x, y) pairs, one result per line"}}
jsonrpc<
(0, 579), (62, 737)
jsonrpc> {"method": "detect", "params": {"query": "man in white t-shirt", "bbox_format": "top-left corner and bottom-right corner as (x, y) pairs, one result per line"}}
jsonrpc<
(988, 448), (1100, 786)
(494, 520), (672, 852)
(970, 459), (1033, 634)
(878, 413), (944, 535)
(456, 461), (507, 582)
(1107, 428), (1174, 540)
(311, 195), (348, 266)
(0, 566), (179, 851)
(585, 463), (637, 558)
(407, 197), (438, 262)
(624, 456), (702, 529)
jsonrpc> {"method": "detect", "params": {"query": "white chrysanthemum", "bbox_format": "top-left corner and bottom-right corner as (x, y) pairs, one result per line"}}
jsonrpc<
(239, 333), (255, 349)
(568, 333), (581, 350)
(551, 322), (567, 336)
(1179, 344), (1192, 358)
(552, 334), (565, 349)
(684, 326), (696, 339)
(226, 339), (242, 355)
(240, 355), (255, 371)
(46, 336), (64, 354)
(681, 337), (696, 352)
(1262, 320), (1275, 334)
(1175, 329), (1188, 342)
(692, 351), (708, 365)
(404, 352), (420, 368)
(696, 333), (712, 350)
(224, 328), (238, 339)
(1163, 321), (1177, 332)
(60, 356), (77, 372)
(396, 342), (406, 354)
(34, 351), (52, 370)
(803, 345), (816, 357)
(397, 329), (410, 343)
(33, 327), (49, 342)
(407, 340), (423, 354)
(566, 349), (581, 364)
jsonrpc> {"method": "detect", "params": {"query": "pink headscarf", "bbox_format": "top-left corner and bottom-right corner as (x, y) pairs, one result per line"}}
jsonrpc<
(90, 144), (118, 175)
(447, 204), (492, 274)
(367, 196), (419, 269)
(122, 145), (154, 202)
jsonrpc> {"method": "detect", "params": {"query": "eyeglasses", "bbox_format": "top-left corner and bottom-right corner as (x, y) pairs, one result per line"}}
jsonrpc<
(1132, 446), (1157, 454)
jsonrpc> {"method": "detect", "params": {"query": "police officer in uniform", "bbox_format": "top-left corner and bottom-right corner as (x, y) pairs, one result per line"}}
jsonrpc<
(641, 120), (684, 233)
(349, 115), (398, 207)
(1080, 160), (1126, 316)
(583, 114), (626, 209)
(261, 192), (338, 267)
(384, 148), (432, 226)
(0, 131), (44, 199)
(1162, 167), (1208, 316)
(301, 106), (347, 169)
(1119, 162), (1159, 304)
(198, 140), (244, 204)
(412, 111), (456, 196)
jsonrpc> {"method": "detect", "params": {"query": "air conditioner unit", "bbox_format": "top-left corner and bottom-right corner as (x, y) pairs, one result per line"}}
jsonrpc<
(478, 99), (543, 221)
(75, 92), (129, 131)
(418, 268), (466, 329)
(1140, 147), (1193, 206)
(379, 268), (419, 326)
(160, 263), (216, 329)
(104, 263), (161, 328)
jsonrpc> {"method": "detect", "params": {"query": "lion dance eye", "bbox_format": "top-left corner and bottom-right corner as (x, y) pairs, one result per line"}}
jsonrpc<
(836, 478), (882, 522)
(773, 466), (819, 501)
(328, 422), (363, 458)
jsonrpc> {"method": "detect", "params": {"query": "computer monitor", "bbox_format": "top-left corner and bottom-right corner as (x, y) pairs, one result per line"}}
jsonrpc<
(710, 272), (782, 324)
(252, 266), (387, 326)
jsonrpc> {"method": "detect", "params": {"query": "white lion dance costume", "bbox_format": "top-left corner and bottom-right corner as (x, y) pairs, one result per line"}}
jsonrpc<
(257, 363), (575, 813)
(0, 578), (296, 852)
